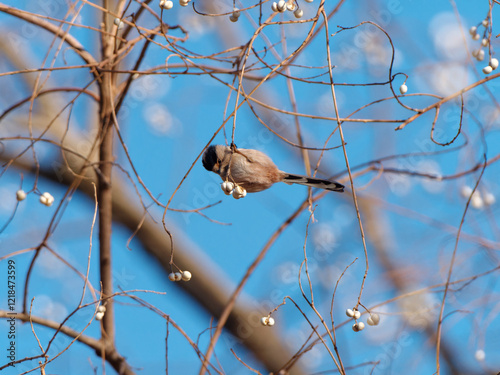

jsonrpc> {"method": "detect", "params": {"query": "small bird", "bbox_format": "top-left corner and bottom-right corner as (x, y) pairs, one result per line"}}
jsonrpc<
(202, 144), (344, 193)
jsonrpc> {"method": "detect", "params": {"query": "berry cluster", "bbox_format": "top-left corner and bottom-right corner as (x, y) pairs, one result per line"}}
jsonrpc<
(16, 189), (56, 207)
(113, 17), (124, 30)
(159, 0), (191, 10)
(221, 181), (247, 199)
(40, 192), (55, 207)
(271, 0), (304, 18)
(229, 8), (241, 23)
(168, 270), (192, 282)
(96, 305), (106, 321)
(469, 19), (498, 75)
(260, 316), (275, 326)
(461, 185), (495, 209)
(346, 308), (380, 333)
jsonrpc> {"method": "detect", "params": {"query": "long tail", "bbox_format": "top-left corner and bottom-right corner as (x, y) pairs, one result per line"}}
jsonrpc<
(283, 173), (344, 192)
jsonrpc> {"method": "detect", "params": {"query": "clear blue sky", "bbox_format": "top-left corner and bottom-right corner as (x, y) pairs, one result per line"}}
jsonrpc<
(1, 0), (499, 374)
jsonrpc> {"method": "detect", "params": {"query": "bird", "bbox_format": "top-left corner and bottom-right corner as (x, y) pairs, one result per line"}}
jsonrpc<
(202, 144), (344, 193)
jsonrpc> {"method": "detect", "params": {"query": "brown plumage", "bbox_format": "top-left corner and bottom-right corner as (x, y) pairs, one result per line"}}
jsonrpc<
(202, 145), (344, 193)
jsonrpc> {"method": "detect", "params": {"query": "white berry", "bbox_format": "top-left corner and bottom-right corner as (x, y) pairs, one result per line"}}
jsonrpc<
(277, 0), (286, 12)
(460, 185), (472, 198)
(399, 84), (408, 94)
(181, 270), (192, 281)
(179, 0), (189, 6)
(484, 192), (496, 206)
(160, 0), (173, 9)
(482, 19), (489, 27)
(477, 49), (485, 61)
(469, 26), (477, 35)
(475, 349), (485, 361)
(168, 273), (176, 281)
(366, 313), (380, 326)
(229, 15), (238, 22)
(271, 2), (278, 12)
(345, 308), (355, 317)
(221, 181), (235, 195)
(472, 33), (480, 41)
(353, 310), (361, 320)
(260, 316), (275, 326)
(16, 190), (26, 201)
(233, 185), (247, 199)
(352, 322), (365, 332)
(96, 311), (105, 321)
(98, 305), (106, 313)
(490, 58), (499, 70)
(483, 65), (493, 74)
(471, 191), (484, 209)
(232, 8), (240, 18)
(113, 18), (124, 29)
(481, 39), (489, 47)
(294, 8), (303, 18)
(304, 0), (313, 2)
(40, 192), (54, 207)
(174, 272), (182, 281)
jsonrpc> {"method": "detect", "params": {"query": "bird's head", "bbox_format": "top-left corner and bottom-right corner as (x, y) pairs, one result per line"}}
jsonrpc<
(202, 145), (226, 174)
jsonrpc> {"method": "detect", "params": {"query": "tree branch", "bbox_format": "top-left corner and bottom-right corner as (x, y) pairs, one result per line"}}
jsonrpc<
(0, 310), (135, 374)
(0, 3), (98, 68)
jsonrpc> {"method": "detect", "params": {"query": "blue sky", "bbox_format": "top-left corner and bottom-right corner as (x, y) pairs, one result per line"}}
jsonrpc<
(1, 0), (500, 374)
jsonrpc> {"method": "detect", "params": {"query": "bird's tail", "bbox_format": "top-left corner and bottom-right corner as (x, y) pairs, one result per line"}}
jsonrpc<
(283, 173), (344, 192)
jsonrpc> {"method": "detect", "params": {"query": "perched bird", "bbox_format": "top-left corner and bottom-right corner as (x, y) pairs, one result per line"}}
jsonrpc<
(202, 144), (344, 193)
